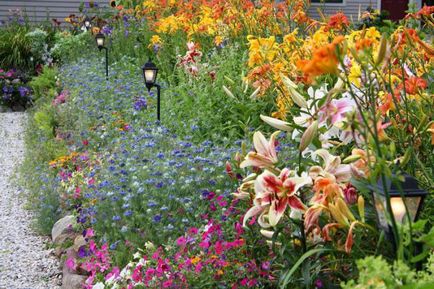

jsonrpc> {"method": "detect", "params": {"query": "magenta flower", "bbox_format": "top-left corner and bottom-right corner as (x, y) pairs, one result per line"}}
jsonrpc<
(176, 236), (187, 247)
(65, 257), (76, 271)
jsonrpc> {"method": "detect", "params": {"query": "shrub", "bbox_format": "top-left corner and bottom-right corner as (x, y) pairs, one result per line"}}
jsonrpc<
(0, 68), (32, 109)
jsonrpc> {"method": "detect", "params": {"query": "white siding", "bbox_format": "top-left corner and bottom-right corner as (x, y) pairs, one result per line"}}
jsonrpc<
(0, 0), (107, 23)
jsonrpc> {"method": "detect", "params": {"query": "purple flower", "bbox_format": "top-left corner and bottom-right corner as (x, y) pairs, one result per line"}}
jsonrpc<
(102, 26), (113, 36)
(133, 97), (147, 111)
(77, 246), (90, 258)
(153, 214), (162, 222)
(18, 86), (29, 97)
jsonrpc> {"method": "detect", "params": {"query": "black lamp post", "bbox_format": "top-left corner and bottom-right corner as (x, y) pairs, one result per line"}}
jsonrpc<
(142, 59), (161, 121)
(95, 33), (108, 80)
(84, 16), (91, 30)
(373, 174), (428, 237)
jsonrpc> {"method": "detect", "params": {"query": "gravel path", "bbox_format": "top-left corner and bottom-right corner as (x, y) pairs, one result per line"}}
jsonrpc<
(0, 112), (61, 289)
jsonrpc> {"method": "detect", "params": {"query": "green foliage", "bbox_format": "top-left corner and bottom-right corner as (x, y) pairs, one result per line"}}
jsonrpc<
(34, 106), (56, 136)
(20, 67), (65, 234)
(162, 44), (274, 143)
(341, 254), (434, 289)
(29, 66), (58, 101)
(50, 31), (92, 63)
(25, 28), (49, 64)
(0, 21), (32, 70)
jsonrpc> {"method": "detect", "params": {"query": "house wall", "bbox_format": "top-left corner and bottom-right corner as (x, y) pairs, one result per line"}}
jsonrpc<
(0, 0), (106, 23)
(307, 0), (380, 22)
(307, 0), (424, 21)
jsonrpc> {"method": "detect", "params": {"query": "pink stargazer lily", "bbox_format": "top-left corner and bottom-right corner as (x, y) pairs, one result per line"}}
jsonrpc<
(319, 97), (356, 126)
(309, 149), (351, 183)
(243, 168), (312, 227)
(240, 131), (280, 169)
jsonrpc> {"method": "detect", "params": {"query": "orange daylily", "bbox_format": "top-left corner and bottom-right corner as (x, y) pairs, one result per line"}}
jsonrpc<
(297, 36), (345, 83)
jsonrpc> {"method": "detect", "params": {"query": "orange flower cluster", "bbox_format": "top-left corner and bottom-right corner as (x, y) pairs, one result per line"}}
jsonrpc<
(49, 152), (81, 168)
(297, 36), (345, 83)
(325, 12), (349, 32)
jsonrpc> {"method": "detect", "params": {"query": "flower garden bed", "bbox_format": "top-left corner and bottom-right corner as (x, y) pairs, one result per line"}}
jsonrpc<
(3, 1), (433, 288)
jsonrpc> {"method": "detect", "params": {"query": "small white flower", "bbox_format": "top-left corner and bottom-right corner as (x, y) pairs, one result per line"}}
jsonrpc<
(133, 251), (142, 259)
(92, 282), (105, 289)
(145, 241), (155, 250)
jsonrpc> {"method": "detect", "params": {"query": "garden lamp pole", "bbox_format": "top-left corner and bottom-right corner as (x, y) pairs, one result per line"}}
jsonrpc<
(142, 59), (161, 122)
(95, 33), (108, 80)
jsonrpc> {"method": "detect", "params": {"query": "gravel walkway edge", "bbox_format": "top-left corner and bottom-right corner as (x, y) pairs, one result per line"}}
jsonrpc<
(0, 112), (61, 289)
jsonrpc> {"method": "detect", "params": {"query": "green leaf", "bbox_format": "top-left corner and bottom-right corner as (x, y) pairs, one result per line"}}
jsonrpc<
(415, 227), (434, 247)
(279, 248), (331, 288)
(410, 249), (430, 263)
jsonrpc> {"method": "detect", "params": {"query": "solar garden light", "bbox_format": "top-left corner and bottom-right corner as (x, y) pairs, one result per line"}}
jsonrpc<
(84, 16), (91, 30)
(142, 58), (161, 121)
(372, 174), (428, 241)
(95, 33), (108, 80)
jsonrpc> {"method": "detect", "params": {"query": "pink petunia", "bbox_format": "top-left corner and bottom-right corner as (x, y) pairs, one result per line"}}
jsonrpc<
(65, 258), (76, 271)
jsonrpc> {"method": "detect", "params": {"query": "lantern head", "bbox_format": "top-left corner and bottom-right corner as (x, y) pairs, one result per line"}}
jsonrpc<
(373, 174), (428, 233)
(95, 33), (105, 50)
(142, 59), (158, 91)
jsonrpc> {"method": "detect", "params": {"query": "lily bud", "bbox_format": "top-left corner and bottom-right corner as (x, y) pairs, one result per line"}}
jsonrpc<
(225, 161), (235, 179)
(299, 120), (318, 152)
(329, 203), (349, 226)
(223, 85), (236, 100)
(281, 74), (308, 108)
(289, 87), (308, 109)
(242, 173), (257, 182)
(343, 154), (362, 164)
(375, 34), (388, 66)
(250, 87), (261, 99)
(260, 229), (275, 239)
(241, 142), (247, 156)
(357, 195), (365, 223)
(399, 148), (412, 168)
(260, 115), (292, 132)
(234, 152), (242, 163)
(416, 114), (428, 133)
(336, 198), (356, 222)
(224, 76), (235, 85)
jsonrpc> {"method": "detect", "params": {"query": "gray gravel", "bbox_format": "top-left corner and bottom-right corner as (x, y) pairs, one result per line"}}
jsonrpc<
(0, 112), (61, 289)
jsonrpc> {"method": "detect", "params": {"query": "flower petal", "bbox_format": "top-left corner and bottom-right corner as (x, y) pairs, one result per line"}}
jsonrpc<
(253, 131), (270, 156)
(243, 205), (265, 227)
(287, 196), (307, 211)
(268, 200), (287, 227)
(345, 221), (358, 254)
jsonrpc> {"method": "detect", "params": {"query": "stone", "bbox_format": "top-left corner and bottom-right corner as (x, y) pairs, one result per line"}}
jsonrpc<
(61, 248), (87, 289)
(54, 246), (65, 258)
(73, 235), (87, 252)
(54, 232), (76, 246)
(52, 215), (76, 243)
(61, 271), (86, 289)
